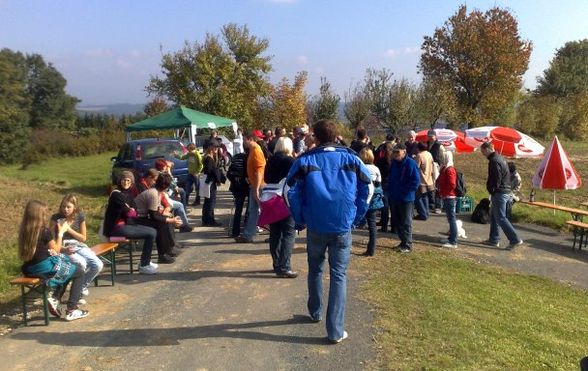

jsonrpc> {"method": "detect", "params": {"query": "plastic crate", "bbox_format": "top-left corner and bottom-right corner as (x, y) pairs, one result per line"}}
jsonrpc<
(456, 196), (473, 214)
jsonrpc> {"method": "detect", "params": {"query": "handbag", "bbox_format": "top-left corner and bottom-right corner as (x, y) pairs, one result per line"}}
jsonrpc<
(198, 173), (211, 198)
(257, 195), (290, 226)
(369, 185), (385, 210)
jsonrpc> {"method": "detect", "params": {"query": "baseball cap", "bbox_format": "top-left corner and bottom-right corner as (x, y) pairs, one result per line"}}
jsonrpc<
(253, 129), (265, 139)
(427, 129), (436, 137)
(393, 143), (406, 151)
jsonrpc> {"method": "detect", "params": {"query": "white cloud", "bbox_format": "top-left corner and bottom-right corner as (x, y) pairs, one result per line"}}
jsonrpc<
(84, 49), (113, 58)
(297, 55), (309, 65)
(386, 49), (399, 58)
(386, 46), (420, 58)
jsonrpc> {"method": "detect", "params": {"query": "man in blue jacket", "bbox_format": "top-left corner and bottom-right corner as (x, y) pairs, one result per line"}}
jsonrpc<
(388, 142), (421, 253)
(286, 119), (372, 344)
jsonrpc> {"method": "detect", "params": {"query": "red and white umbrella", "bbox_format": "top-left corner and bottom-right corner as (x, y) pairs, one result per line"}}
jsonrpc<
(464, 126), (544, 158)
(532, 136), (581, 190)
(415, 128), (475, 153)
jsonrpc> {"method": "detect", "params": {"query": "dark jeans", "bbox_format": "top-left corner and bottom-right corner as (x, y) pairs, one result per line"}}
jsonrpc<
(443, 198), (458, 245)
(202, 183), (217, 224)
(365, 209), (377, 255)
(136, 218), (176, 257)
(111, 224), (157, 266)
(379, 195), (396, 232)
(231, 193), (247, 237)
(392, 200), (414, 249)
(415, 191), (431, 219)
(54, 267), (84, 311)
(269, 215), (296, 273)
(185, 173), (200, 204)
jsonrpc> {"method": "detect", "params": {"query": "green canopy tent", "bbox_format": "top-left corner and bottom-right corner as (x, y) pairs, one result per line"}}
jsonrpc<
(125, 106), (237, 143)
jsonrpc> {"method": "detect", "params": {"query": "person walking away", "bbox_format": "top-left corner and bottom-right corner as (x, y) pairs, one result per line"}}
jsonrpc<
(436, 151), (459, 248)
(227, 151), (249, 237)
(50, 194), (103, 298)
(286, 119), (372, 344)
(375, 141), (396, 233)
(235, 130), (267, 243)
(427, 130), (445, 214)
(350, 125), (372, 154)
(201, 141), (223, 227)
(387, 143), (420, 253)
(480, 142), (524, 249)
(359, 147), (382, 256)
(414, 142), (435, 220)
(176, 143), (203, 206)
(19, 200), (88, 321)
(264, 137), (297, 278)
(103, 171), (158, 274)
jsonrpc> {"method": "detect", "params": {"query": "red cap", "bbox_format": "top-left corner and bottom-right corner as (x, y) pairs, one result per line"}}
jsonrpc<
(253, 129), (265, 139)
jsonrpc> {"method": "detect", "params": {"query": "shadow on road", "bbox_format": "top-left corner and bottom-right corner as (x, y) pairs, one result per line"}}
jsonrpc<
(12, 315), (329, 346)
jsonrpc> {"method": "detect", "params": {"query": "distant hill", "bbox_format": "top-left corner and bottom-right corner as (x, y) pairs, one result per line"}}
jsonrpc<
(76, 103), (145, 116)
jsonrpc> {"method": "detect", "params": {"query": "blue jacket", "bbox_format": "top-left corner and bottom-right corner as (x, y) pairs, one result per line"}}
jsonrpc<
(388, 156), (420, 202)
(286, 144), (372, 233)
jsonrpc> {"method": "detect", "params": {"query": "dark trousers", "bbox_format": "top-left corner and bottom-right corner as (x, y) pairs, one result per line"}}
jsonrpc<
(392, 200), (414, 249)
(231, 193), (247, 237)
(269, 215), (296, 273)
(202, 183), (217, 224)
(415, 191), (431, 219)
(110, 224), (157, 266)
(54, 267), (84, 311)
(365, 209), (377, 255)
(379, 195), (396, 232)
(137, 218), (176, 257)
(185, 174), (200, 204)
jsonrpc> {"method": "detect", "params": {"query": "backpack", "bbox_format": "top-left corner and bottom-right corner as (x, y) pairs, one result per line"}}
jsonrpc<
(227, 153), (249, 194)
(455, 170), (467, 197)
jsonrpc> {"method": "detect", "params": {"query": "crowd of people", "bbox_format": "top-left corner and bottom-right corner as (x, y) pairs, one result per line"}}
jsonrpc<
(16, 120), (523, 342)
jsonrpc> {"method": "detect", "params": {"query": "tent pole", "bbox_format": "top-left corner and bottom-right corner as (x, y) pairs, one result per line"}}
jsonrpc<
(553, 190), (556, 214)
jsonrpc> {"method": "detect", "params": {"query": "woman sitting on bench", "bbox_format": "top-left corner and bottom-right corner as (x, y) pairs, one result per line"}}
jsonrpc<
(18, 200), (88, 321)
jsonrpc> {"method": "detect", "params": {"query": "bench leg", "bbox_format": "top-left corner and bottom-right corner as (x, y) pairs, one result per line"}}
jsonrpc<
(41, 285), (49, 326)
(109, 249), (115, 286)
(20, 285), (27, 326)
(580, 230), (585, 252)
(129, 241), (134, 275)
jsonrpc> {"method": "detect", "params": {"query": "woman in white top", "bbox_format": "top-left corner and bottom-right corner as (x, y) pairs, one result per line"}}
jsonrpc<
(359, 147), (382, 256)
(233, 128), (244, 155)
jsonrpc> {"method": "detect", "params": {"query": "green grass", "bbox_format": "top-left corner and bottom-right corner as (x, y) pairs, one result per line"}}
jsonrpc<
(0, 152), (116, 301)
(358, 247), (588, 370)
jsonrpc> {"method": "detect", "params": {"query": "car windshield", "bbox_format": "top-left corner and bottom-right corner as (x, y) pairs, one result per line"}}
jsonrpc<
(142, 142), (187, 159)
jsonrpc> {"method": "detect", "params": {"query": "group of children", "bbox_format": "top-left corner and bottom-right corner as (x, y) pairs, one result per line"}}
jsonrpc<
(18, 194), (99, 321)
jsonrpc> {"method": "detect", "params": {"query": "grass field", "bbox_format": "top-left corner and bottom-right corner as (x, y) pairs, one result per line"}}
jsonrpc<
(0, 152), (115, 301)
(356, 244), (588, 370)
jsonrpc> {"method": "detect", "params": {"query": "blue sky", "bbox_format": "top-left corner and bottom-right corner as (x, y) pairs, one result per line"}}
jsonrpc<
(1, 0), (586, 105)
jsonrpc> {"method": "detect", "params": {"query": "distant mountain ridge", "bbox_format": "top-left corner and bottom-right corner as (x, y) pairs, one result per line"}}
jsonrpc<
(76, 103), (145, 116)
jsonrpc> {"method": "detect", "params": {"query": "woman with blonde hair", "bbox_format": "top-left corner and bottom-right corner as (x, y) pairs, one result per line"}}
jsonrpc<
(359, 147), (382, 256)
(19, 200), (88, 321)
(50, 194), (103, 297)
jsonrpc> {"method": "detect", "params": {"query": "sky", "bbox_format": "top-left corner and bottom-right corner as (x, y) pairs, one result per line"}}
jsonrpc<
(1, 0), (586, 106)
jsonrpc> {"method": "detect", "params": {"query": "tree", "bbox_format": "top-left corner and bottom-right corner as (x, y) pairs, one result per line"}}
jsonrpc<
(420, 5), (532, 126)
(263, 72), (308, 131)
(344, 81), (371, 128)
(387, 78), (418, 131)
(516, 95), (561, 139)
(559, 93), (588, 140)
(310, 77), (340, 122)
(144, 96), (170, 117)
(0, 49), (30, 162)
(536, 39), (588, 98)
(415, 77), (459, 128)
(26, 54), (79, 130)
(147, 23), (272, 130)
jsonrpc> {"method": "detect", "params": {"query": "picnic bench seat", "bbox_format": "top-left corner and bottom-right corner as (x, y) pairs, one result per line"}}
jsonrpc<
(566, 220), (588, 251)
(10, 242), (119, 326)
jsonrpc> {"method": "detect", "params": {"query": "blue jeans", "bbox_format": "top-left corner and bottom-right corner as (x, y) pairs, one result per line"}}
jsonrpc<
(415, 191), (430, 219)
(307, 230), (351, 341)
(69, 247), (104, 290)
(269, 215), (295, 273)
(243, 188), (260, 239)
(365, 209), (377, 255)
(443, 198), (458, 245)
(111, 224), (157, 266)
(489, 192), (521, 245)
(185, 173), (200, 204)
(392, 201), (414, 249)
(170, 199), (189, 226)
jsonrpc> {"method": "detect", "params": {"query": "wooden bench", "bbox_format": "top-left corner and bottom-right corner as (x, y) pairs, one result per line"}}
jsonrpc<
(91, 242), (119, 286)
(107, 237), (143, 275)
(9, 277), (49, 326)
(566, 220), (588, 251)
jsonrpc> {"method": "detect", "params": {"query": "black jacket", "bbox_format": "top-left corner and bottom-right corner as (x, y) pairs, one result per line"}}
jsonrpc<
(428, 140), (443, 164)
(486, 152), (511, 195)
(264, 152), (295, 184)
(103, 189), (136, 237)
(203, 155), (222, 184)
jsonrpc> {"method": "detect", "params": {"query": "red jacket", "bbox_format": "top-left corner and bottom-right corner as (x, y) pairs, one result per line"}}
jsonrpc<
(437, 166), (457, 198)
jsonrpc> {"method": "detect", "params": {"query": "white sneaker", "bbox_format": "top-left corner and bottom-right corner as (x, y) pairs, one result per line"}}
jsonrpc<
(442, 242), (458, 249)
(65, 309), (89, 321)
(47, 297), (62, 318)
(139, 263), (159, 275)
(148, 261), (159, 269)
(82, 287), (89, 296)
(78, 298), (87, 305)
(329, 331), (348, 344)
